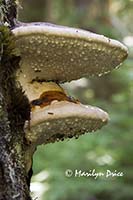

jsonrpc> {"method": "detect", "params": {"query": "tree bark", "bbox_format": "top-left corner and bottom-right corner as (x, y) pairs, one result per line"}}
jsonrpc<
(0, 1), (32, 199)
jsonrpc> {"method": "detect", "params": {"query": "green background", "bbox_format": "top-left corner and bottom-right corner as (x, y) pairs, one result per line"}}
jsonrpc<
(19, 1), (133, 199)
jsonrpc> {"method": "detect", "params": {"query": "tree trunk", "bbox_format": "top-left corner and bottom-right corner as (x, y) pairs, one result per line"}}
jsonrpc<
(0, 1), (32, 199)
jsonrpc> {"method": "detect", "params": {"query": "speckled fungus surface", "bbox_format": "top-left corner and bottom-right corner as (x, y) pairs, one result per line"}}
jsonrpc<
(12, 22), (128, 84)
(25, 101), (109, 145)
(11, 22), (128, 144)
(23, 81), (109, 144)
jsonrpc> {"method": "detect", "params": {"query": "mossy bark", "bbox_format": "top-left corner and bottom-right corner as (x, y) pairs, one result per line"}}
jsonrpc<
(0, 1), (32, 199)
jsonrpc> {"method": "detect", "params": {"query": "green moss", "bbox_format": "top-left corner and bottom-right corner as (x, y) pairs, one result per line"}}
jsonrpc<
(0, 24), (30, 124)
(0, 25), (19, 64)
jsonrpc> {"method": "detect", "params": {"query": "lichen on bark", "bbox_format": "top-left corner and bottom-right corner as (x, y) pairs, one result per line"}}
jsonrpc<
(0, 0), (18, 27)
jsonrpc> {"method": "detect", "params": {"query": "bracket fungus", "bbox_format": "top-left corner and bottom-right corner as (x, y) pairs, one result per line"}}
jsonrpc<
(12, 22), (128, 83)
(23, 82), (109, 145)
(11, 22), (128, 145)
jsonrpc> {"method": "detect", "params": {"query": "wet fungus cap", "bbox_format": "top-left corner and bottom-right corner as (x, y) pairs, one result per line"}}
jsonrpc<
(29, 82), (79, 110)
(25, 101), (109, 145)
(22, 81), (66, 102)
(12, 22), (128, 83)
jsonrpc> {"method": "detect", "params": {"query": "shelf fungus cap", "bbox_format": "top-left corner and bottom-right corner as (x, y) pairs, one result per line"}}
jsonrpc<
(25, 101), (109, 145)
(12, 22), (128, 83)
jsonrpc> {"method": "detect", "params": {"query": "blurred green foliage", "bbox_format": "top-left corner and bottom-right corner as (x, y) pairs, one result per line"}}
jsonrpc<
(19, 0), (133, 199)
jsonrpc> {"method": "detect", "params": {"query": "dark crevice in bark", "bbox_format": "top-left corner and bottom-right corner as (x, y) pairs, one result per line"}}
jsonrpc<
(0, 162), (6, 197)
